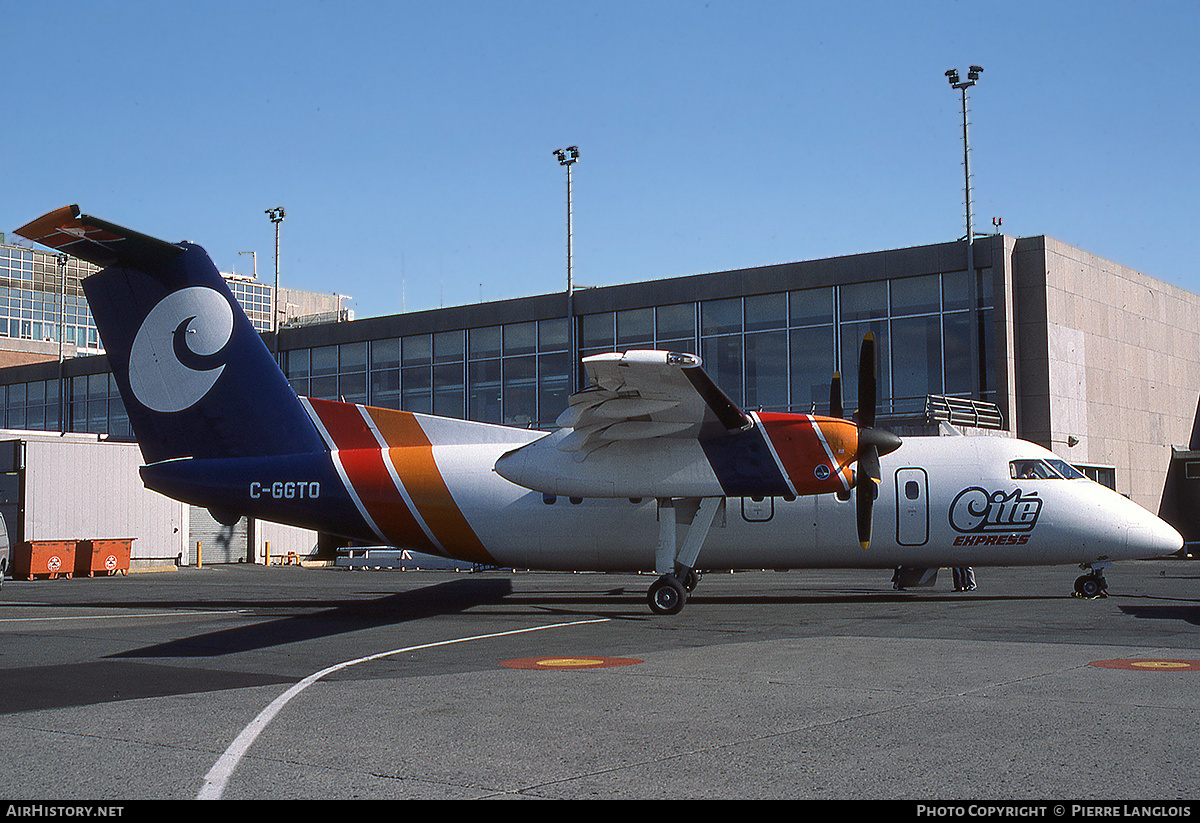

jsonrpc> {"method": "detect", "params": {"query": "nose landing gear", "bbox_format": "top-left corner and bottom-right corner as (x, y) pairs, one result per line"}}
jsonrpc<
(1073, 562), (1110, 599)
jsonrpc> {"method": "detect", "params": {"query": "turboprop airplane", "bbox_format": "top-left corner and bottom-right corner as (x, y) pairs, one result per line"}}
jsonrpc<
(14, 206), (1184, 614)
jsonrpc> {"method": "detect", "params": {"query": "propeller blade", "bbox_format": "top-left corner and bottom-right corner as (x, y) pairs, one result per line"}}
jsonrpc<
(856, 443), (880, 549)
(858, 332), (877, 429)
(830, 372), (843, 419)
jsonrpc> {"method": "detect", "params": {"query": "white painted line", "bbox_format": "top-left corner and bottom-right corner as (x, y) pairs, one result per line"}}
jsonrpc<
(196, 617), (611, 800)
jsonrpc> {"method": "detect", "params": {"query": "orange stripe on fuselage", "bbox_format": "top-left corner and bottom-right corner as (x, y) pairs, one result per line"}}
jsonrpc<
(362, 407), (494, 565)
(305, 398), (437, 552)
(758, 412), (857, 494)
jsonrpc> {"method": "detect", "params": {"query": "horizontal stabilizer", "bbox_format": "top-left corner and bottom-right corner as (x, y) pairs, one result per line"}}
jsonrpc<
(15, 205), (184, 269)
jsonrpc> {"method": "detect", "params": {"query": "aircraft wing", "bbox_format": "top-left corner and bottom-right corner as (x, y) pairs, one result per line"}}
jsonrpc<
(554, 350), (752, 454)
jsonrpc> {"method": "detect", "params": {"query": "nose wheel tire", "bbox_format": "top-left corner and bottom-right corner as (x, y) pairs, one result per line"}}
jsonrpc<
(648, 575), (687, 615)
(1073, 573), (1108, 599)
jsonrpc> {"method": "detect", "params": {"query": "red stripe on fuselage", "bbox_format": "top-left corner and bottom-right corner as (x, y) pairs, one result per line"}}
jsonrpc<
(304, 398), (437, 552)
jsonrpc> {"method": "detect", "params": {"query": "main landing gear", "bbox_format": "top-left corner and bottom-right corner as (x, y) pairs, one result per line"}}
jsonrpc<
(647, 498), (720, 615)
(1073, 561), (1110, 599)
(647, 567), (701, 615)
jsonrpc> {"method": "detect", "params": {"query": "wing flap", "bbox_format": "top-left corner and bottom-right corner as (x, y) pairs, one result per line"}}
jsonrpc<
(553, 350), (751, 454)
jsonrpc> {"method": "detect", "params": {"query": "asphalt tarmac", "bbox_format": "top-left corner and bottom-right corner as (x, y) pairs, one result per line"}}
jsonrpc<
(0, 559), (1197, 802)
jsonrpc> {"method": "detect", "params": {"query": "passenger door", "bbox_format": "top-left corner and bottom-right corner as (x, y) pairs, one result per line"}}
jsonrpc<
(895, 467), (929, 546)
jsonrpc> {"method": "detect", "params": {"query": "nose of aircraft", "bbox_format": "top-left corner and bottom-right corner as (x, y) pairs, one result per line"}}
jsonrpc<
(1126, 511), (1184, 559)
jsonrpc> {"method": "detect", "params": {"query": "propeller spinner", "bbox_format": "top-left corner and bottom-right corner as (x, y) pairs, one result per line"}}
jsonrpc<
(833, 333), (902, 550)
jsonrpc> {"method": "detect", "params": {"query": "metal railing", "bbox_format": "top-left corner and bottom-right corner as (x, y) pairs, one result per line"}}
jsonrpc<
(923, 395), (1004, 429)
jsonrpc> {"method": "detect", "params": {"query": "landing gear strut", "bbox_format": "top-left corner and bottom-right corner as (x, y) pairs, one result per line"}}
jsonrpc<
(1073, 562), (1110, 599)
(647, 498), (720, 615)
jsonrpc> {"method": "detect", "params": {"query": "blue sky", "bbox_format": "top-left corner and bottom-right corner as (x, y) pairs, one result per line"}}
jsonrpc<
(4, 1), (1198, 318)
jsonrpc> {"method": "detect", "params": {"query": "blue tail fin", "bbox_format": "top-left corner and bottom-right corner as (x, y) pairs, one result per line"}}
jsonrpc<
(16, 206), (326, 464)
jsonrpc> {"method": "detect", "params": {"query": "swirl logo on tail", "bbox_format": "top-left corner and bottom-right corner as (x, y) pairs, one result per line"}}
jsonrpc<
(129, 287), (234, 413)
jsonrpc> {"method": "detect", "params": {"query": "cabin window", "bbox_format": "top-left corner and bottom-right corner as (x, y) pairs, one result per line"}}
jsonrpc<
(1010, 460), (1060, 480)
(905, 480), (921, 500)
(1045, 459), (1086, 480)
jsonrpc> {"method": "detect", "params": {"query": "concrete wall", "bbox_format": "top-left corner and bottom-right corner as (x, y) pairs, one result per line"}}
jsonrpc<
(1013, 238), (1200, 509)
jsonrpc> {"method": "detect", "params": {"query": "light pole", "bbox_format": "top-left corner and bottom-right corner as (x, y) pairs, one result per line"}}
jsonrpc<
(946, 66), (983, 399)
(265, 207), (285, 355)
(945, 66), (982, 277)
(553, 146), (579, 387)
(56, 252), (67, 433)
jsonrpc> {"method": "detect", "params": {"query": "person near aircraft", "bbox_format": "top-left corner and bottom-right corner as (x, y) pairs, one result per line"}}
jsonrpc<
(952, 566), (977, 592)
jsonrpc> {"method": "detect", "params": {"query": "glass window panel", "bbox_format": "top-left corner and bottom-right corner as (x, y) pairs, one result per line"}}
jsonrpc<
(616, 308), (654, 346)
(401, 366), (432, 414)
(656, 337), (696, 355)
(839, 281), (888, 321)
(433, 362), (465, 419)
(339, 341), (367, 372)
(701, 298), (742, 336)
(656, 303), (695, 341)
(579, 313), (615, 350)
(538, 351), (570, 427)
(789, 326), (836, 412)
(8, 383), (25, 405)
(108, 399), (130, 440)
(26, 403), (44, 431)
(434, 330), (465, 363)
(311, 345), (338, 376)
(942, 270), (971, 312)
(538, 318), (568, 352)
(890, 274), (941, 316)
(744, 293), (787, 332)
(339, 371), (367, 405)
(503, 322), (537, 356)
(87, 373), (108, 400)
(402, 334), (432, 366)
(469, 326), (501, 360)
(370, 338), (400, 370)
(943, 312), (972, 396)
(6, 401), (24, 429)
(979, 308), (994, 397)
(309, 375), (339, 400)
(789, 287), (834, 327)
(976, 268), (994, 309)
(370, 370), (400, 409)
(86, 399), (106, 434)
(701, 334), (743, 407)
(468, 359), (501, 423)
(891, 315), (943, 401)
(503, 355), (537, 426)
(744, 330), (788, 410)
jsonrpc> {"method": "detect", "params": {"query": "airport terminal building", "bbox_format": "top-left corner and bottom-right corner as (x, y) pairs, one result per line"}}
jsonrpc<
(0, 232), (1197, 566)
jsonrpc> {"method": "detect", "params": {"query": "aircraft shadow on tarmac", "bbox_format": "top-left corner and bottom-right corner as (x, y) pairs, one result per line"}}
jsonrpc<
(0, 579), (514, 715)
(110, 577), (514, 659)
(1119, 604), (1200, 625)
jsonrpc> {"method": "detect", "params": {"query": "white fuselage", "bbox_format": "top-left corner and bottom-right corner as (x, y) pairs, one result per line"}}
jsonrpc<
(429, 431), (1182, 572)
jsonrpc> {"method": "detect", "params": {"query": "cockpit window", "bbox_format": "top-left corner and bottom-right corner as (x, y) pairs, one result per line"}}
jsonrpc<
(1010, 460), (1060, 480)
(1046, 459), (1086, 480)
